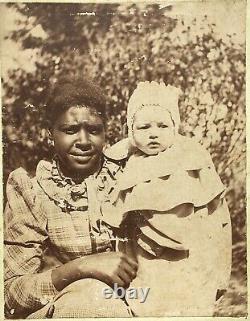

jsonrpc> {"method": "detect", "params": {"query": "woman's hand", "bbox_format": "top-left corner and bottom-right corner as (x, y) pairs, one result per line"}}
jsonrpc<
(51, 251), (138, 291)
(76, 251), (138, 289)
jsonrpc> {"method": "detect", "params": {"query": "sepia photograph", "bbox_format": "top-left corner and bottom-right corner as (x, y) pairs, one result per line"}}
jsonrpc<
(1, 0), (247, 318)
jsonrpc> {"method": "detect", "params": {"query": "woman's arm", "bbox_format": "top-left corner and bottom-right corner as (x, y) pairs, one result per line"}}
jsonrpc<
(51, 251), (138, 292)
(4, 169), (138, 318)
(4, 170), (59, 318)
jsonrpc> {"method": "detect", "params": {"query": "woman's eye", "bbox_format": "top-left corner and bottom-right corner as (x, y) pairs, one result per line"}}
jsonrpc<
(90, 130), (98, 134)
(88, 126), (103, 135)
(63, 128), (77, 134)
(159, 124), (169, 128)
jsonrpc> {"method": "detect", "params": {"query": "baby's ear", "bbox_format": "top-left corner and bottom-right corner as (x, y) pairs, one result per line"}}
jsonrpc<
(178, 124), (185, 135)
(122, 123), (128, 137)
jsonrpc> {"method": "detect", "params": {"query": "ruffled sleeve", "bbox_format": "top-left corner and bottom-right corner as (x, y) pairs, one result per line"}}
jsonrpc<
(103, 138), (130, 161)
(4, 168), (59, 318)
(118, 136), (226, 213)
(187, 139), (226, 206)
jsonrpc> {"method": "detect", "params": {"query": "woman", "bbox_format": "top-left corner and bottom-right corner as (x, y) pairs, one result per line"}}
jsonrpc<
(4, 76), (138, 319)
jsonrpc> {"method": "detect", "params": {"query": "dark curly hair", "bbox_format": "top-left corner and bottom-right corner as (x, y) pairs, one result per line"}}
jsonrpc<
(46, 76), (108, 126)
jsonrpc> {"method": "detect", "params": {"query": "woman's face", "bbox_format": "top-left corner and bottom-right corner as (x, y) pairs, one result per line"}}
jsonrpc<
(52, 106), (105, 179)
(132, 106), (175, 155)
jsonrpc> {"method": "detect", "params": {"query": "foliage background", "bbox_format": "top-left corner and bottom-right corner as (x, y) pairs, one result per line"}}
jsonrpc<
(1, 2), (246, 317)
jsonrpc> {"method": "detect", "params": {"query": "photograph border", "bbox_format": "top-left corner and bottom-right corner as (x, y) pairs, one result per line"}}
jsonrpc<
(0, 0), (248, 320)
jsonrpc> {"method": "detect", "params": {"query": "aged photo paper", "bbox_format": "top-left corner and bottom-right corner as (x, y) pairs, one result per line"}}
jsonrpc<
(0, 0), (248, 320)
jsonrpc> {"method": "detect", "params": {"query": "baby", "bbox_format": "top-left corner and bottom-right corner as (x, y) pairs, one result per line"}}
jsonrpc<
(102, 82), (231, 316)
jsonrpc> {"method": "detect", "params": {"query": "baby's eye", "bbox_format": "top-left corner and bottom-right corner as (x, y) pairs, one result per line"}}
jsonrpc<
(137, 124), (150, 130)
(159, 124), (169, 128)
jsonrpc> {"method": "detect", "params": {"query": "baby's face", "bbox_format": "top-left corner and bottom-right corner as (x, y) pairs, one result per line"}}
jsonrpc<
(132, 106), (175, 155)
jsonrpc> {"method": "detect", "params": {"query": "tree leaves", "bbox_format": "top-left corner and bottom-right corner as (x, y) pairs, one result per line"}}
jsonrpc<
(3, 3), (246, 244)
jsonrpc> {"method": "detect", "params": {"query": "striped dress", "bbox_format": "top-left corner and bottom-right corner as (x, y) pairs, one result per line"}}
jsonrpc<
(4, 156), (133, 318)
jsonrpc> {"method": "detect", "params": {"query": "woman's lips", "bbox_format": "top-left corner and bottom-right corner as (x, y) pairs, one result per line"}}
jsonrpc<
(70, 151), (94, 163)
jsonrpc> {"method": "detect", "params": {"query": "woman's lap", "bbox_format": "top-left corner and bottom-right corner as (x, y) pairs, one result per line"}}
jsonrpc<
(28, 279), (132, 318)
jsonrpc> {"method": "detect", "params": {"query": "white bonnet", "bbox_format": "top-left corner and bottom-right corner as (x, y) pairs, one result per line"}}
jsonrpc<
(127, 81), (182, 138)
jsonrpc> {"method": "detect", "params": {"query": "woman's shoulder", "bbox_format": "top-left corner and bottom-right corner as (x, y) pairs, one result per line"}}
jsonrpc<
(7, 160), (52, 185)
(6, 160), (52, 200)
(5, 166), (39, 214)
(7, 167), (35, 191)
(5, 162), (51, 231)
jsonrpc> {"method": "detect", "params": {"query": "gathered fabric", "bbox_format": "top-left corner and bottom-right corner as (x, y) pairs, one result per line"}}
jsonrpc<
(102, 135), (232, 316)
(103, 134), (226, 226)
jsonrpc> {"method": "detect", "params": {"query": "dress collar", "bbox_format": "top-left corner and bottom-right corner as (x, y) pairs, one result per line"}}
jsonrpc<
(51, 158), (77, 187)
(36, 159), (89, 212)
(36, 156), (123, 213)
